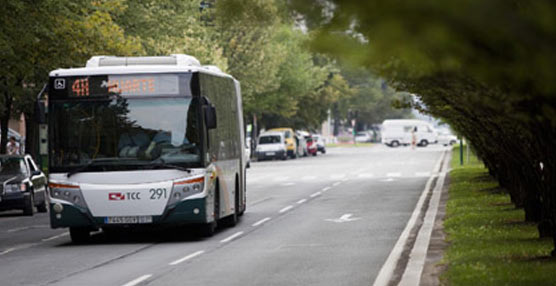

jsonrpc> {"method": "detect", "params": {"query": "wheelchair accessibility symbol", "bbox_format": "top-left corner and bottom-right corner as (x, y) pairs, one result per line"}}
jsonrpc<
(54, 78), (66, 90)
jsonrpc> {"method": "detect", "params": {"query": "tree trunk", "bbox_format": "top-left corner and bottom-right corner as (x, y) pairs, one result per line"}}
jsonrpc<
(0, 91), (12, 154)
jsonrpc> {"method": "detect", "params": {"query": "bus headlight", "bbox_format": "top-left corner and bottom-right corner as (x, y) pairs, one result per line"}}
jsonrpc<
(49, 182), (88, 209)
(168, 176), (205, 206)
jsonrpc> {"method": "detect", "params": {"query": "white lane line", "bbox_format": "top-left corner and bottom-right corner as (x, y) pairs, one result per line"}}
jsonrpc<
(252, 217), (272, 227)
(0, 247), (17, 256)
(42, 232), (69, 242)
(7, 226), (31, 233)
(273, 176), (290, 182)
(415, 172), (431, 177)
(333, 181), (341, 187)
(373, 150), (446, 286)
(220, 231), (244, 243)
(279, 205), (294, 213)
(322, 186), (331, 192)
(302, 175), (317, 180)
(297, 199), (307, 204)
(121, 274), (152, 286)
(358, 173), (375, 178)
(169, 250), (205, 266)
(281, 182), (296, 186)
(310, 191), (322, 198)
(387, 172), (402, 177)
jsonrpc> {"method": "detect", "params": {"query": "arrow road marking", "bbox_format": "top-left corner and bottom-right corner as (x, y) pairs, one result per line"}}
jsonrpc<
(325, 213), (361, 223)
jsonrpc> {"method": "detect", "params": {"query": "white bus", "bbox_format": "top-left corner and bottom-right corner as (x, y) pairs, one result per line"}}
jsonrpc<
(45, 54), (246, 243)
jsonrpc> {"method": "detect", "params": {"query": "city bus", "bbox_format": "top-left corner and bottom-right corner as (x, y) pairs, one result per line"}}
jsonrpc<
(44, 54), (247, 243)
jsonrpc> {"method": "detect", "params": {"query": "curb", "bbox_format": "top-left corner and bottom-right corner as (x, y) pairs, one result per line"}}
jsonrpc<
(372, 150), (450, 286)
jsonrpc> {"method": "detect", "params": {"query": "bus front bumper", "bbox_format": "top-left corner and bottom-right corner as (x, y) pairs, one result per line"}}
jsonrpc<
(49, 198), (208, 229)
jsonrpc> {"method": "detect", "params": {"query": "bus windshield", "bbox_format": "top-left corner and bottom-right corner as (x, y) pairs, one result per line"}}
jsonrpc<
(49, 97), (202, 172)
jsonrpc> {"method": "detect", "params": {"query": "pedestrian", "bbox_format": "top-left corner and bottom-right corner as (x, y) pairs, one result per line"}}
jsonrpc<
(411, 127), (417, 150)
(6, 136), (19, 155)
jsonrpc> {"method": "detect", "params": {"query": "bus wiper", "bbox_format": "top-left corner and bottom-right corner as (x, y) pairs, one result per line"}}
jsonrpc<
(148, 158), (191, 173)
(66, 158), (118, 178)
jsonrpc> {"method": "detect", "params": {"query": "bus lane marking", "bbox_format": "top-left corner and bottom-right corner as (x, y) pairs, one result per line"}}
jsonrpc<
(252, 217), (272, 227)
(122, 274), (152, 286)
(169, 250), (205, 266)
(220, 231), (244, 243)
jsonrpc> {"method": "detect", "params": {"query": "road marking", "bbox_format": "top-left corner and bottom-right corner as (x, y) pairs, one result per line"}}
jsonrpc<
(7, 226), (31, 233)
(220, 231), (244, 243)
(42, 232), (69, 242)
(273, 176), (290, 182)
(332, 181), (341, 187)
(310, 191), (322, 198)
(322, 186), (331, 192)
(252, 217), (272, 227)
(357, 173), (375, 178)
(297, 199), (307, 204)
(325, 214), (361, 223)
(387, 172), (402, 177)
(281, 182), (296, 186)
(0, 247), (17, 256)
(302, 175), (317, 180)
(279, 205), (294, 213)
(342, 178), (349, 182)
(414, 172), (430, 177)
(380, 178), (396, 182)
(331, 174), (346, 179)
(373, 150), (447, 286)
(122, 274), (152, 286)
(169, 250), (205, 266)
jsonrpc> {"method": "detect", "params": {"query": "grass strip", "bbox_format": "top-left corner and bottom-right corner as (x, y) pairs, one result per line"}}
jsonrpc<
(442, 146), (556, 286)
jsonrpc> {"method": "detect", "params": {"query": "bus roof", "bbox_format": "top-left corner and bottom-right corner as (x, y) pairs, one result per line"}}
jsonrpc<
(49, 54), (234, 80)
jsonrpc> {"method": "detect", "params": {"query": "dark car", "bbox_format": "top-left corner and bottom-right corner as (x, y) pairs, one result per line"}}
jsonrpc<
(0, 155), (48, 215)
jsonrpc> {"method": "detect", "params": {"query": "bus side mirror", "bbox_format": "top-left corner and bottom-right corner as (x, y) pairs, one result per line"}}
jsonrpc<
(35, 101), (46, 124)
(204, 105), (217, 129)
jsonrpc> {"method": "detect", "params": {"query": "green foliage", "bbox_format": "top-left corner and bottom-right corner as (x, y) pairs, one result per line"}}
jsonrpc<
(444, 149), (556, 286)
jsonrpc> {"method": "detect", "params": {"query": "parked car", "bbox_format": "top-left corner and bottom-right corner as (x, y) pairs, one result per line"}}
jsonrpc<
(267, 127), (298, 159)
(355, 131), (372, 143)
(306, 136), (318, 156)
(312, 134), (326, 154)
(437, 129), (458, 146)
(0, 155), (48, 215)
(255, 132), (288, 161)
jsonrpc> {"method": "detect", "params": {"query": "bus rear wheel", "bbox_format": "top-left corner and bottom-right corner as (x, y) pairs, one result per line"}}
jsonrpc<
(69, 227), (90, 244)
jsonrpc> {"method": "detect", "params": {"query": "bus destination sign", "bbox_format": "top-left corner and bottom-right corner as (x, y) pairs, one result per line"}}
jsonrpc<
(50, 74), (180, 98)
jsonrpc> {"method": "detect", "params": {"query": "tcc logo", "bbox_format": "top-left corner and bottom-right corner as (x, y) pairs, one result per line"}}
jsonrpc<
(108, 193), (125, 201)
(108, 192), (141, 201)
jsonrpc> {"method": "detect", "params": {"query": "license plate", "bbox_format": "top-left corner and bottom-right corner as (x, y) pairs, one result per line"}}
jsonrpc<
(104, 216), (153, 224)
(266, 152), (275, 156)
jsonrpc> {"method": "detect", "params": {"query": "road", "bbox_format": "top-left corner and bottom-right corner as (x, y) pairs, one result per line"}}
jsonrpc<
(0, 144), (446, 286)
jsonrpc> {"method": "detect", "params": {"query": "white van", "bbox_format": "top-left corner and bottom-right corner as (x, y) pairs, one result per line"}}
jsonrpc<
(381, 119), (438, 147)
(255, 132), (288, 160)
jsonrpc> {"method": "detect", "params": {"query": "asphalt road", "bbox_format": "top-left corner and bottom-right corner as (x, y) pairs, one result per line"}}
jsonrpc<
(0, 144), (446, 286)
